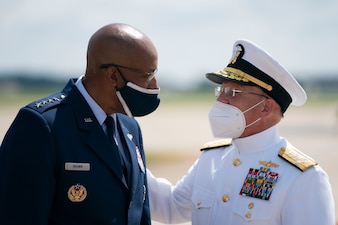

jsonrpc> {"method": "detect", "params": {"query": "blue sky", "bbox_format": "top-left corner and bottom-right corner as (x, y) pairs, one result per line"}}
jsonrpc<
(1, 0), (338, 88)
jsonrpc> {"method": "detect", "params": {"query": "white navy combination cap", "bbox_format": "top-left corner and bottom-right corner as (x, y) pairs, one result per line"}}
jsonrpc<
(206, 39), (307, 113)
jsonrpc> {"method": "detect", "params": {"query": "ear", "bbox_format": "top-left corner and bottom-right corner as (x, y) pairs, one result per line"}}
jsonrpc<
(105, 67), (119, 86)
(259, 99), (274, 118)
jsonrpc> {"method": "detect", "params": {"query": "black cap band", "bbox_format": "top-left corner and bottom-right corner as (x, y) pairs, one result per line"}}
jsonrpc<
(228, 58), (292, 113)
(206, 43), (292, 113)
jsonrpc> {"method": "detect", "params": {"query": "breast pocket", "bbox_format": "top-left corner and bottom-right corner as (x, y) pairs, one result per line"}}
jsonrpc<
(191, 187), (215, 225)
(232, 196), (273, 223)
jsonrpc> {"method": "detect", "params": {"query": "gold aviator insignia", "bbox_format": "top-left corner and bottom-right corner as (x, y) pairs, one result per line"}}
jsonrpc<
(259, 160), (279, 168)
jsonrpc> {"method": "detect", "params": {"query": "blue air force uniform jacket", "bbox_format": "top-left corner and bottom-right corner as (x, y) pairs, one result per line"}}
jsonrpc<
(0, 79), (150, 225)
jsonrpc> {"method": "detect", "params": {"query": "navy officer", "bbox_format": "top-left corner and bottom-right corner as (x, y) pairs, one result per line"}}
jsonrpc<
(147, 39), (335, 225)
(0, 23), (160, 225)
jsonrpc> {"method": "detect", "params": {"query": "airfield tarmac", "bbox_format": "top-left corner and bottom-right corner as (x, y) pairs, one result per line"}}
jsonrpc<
(1, 99), (337, 224)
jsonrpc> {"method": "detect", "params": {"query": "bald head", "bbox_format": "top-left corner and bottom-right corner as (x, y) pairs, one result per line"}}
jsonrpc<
(86, 23), (158, 75)
(82, 23), (158, 115)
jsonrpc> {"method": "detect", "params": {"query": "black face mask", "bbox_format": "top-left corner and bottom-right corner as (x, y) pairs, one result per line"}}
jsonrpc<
(116, 82), (160, 117)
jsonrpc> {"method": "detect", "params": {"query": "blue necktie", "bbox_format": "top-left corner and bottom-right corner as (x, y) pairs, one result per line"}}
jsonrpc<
(105, 116), (117, 146)
(105, 116), (129, 184)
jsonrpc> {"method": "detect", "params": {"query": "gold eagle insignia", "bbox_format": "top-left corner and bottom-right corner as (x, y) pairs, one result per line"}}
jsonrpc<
(68, 184), (87, 202)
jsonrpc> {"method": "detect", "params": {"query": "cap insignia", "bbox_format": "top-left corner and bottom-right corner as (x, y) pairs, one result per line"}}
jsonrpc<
(230, 44), (243, 64)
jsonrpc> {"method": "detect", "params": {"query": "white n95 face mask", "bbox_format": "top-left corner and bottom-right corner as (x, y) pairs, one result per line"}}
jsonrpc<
(208, 101), (245, 139)
(208, 100), (264, 139)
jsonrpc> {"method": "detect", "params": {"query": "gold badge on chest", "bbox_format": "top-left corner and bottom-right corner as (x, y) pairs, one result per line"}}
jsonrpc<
(68, 184), (87, 202)
(259, 160), (279, 168)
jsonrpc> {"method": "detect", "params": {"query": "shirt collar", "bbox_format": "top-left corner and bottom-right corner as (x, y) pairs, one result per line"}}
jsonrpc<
(75, 75), (111, 126)
(232, 125), (281, 154)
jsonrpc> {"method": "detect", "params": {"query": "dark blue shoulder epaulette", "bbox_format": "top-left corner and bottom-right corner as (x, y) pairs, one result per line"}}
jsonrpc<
(26, 79), (75, 113)
(27, 92), (67, 113)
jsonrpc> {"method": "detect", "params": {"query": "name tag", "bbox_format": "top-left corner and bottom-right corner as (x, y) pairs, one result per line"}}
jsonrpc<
(65, 162), (90, 171)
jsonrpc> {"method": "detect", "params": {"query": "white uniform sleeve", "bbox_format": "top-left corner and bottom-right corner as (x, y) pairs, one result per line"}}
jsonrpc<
(147, 159), (199, 224)
(281, 165), (335, 225)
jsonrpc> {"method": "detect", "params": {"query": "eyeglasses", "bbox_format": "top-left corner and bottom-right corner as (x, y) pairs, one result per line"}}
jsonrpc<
(100, 63), (157, 82)
(215, 86), (269, 98)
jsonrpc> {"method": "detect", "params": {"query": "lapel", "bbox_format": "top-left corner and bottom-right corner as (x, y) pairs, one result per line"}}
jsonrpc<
(66, 85), (126, 187)
(115, 115), (143, 197)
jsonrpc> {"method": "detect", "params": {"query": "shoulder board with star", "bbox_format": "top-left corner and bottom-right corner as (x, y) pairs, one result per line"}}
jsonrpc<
(278, 147), (318, 172)
(27, 92), (67, 113)
(200, 139), (232, 151)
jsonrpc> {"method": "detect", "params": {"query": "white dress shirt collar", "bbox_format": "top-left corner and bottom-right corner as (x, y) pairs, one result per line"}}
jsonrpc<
(232, 125), (281, 154)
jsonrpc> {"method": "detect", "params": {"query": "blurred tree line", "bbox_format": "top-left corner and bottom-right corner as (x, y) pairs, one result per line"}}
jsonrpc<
(0, 72), (337, 96)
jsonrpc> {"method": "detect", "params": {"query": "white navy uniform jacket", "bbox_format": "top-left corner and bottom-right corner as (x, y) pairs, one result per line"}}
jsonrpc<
(147, 125), (335, 225)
